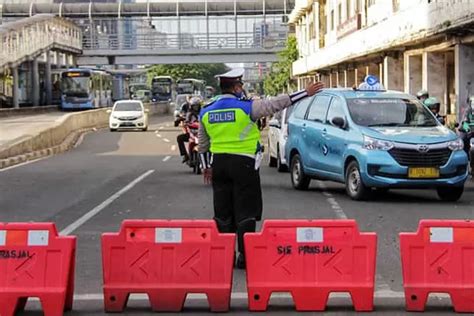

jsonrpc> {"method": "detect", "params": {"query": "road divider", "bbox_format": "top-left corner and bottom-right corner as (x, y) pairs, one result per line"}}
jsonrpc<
(101, 220), (235, 312)
(0, 223), (76, 316)
(0, 109), (109, 169)
(245, 219), (377, 312)
(400, 220), (474, 313)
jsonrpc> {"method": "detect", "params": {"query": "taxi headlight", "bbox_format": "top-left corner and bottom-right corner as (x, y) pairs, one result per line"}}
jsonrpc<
(448, 138), (464, 151)
(363, 135), (394, 151)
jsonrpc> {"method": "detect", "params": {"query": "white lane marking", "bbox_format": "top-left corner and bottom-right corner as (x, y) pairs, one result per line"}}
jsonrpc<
(316, 181), (395, 294)
(73, 290), (452, 302)
(162, 156), (171, 162)
(60, 170), (155, 235)
(155, 130), (159, 134)
(163, 138), (170, 143)
(317, 181), (347, 219)
(0, 156), (49, 173)
(156, 134), (162, 138)
(171, 145), (176, 151)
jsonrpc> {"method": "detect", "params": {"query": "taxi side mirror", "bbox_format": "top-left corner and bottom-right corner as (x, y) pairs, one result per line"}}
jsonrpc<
(331, 117), (346, 129)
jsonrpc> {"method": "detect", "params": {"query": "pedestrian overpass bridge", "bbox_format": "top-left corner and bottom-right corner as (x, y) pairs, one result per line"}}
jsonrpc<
(0, 1), (294, 108)
(1, 0), (293, 65)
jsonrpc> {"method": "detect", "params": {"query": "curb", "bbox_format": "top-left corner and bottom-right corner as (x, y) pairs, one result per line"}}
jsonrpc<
(0, 126), (104, 170)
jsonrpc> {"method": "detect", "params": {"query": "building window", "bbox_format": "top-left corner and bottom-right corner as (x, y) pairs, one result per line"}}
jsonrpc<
(347, 0), (351, 18)
(331, 10), (334, 30)
(368, 0), (376, 6)
(338, 3), (342, 23)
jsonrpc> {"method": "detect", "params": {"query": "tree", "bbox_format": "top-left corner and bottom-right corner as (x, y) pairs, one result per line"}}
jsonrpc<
(263, 36), (298, 96)
(147, 64), (229, 89)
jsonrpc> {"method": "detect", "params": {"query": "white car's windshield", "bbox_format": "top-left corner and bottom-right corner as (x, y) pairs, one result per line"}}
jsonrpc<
(347, 98), (438, 127)
(114, 102), (142, 112)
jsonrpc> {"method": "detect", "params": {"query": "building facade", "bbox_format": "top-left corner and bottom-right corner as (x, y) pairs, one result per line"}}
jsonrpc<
(290, 0), (474, 121)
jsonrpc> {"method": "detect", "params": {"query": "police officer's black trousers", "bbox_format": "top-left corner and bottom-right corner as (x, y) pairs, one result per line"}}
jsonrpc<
(212, 154), (263, 256)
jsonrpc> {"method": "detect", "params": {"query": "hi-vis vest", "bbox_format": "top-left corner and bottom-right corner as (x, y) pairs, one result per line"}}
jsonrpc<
(200, 97), (260, 155)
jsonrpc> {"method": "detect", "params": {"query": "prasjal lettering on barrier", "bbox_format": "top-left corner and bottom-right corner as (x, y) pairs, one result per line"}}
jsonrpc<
(0, 250), (33, 259)
(277, 245), (335, 255)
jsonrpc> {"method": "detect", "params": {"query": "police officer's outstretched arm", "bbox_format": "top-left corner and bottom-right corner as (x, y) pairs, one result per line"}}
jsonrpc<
(250, 82), (324, 119)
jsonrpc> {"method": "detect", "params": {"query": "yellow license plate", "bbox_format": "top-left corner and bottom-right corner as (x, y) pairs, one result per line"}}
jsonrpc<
(408, 167), (440, 179)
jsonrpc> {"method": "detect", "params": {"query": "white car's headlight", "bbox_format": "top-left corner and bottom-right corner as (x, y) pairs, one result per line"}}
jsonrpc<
(448, 138), (464, 151)
(363, 135), (394, 151)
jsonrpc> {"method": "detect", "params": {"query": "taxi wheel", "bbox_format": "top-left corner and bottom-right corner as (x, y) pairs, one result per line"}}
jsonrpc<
(436, 186), (464, 202)
(345, 161), (371, 200)
(291, 154), (310, 190)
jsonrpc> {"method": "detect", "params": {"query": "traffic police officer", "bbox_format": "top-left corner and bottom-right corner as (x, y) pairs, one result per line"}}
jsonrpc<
(198, 68), (324, 269)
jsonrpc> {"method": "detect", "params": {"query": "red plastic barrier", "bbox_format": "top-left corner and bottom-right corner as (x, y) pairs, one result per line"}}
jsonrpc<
(0, 222), (76, 316)
(101, 219), (235, 312)
(245, 219), (377, 311)
(400, 220), (474, 312)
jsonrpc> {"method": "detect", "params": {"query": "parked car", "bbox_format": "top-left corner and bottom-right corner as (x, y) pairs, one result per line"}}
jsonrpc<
(285, 84), (468, 201)
(268, 106), (293, 172)
(108, 100), (149, 132)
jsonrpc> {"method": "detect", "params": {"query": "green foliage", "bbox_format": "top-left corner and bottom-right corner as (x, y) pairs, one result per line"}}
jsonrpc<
(147, 64), (229, 89)
(263, 36), (298, 96)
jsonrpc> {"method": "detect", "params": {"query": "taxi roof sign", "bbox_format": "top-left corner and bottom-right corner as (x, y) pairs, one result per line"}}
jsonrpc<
(356, 75), (386, 91)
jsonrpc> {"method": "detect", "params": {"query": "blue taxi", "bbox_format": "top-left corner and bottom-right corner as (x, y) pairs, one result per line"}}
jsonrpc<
(285, 77), (468, 201)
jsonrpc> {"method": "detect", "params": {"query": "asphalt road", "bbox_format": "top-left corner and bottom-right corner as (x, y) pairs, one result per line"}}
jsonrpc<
(0, 115), (472, 315)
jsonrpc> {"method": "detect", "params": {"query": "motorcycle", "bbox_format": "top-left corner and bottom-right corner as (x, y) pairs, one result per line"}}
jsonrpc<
(455, 122), (474, 174)
(182, 121), (202, 175)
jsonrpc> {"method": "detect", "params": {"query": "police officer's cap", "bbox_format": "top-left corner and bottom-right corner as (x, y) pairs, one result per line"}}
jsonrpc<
(215, 68), (245, 85)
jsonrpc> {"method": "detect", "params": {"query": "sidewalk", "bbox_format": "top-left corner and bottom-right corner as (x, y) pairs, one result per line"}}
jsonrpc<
(0, 112), (67, 150)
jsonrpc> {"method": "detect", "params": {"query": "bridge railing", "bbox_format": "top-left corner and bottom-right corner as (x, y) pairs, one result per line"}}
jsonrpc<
(0, 15), (82, 69)
(82, 31), (287, 51)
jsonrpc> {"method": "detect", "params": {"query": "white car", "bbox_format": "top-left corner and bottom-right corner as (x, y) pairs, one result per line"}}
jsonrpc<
(108, 100), (149, 132)
(268, 106), (293, 172)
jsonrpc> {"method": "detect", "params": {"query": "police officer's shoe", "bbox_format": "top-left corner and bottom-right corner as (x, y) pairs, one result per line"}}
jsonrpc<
(236, 253), (246, 269)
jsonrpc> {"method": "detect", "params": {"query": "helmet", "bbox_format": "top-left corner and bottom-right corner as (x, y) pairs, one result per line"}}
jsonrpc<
(416, 89), (429, 100)
(424, 97), (440, 109)
(190, 96), (202, 106)
(189, 96), (202, 111)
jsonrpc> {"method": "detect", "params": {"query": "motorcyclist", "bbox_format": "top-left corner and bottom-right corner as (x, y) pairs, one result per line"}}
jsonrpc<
(459, 97), (474, 154)
(174, 95), (190, 127)
(424, 97), (445, 125)
(177, 96), (202, 163)
(461, 97), (474, 132)
(416, 89), (429, 103)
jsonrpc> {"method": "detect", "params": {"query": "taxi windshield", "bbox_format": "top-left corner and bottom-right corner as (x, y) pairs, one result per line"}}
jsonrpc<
(347, 98), (439, 127)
